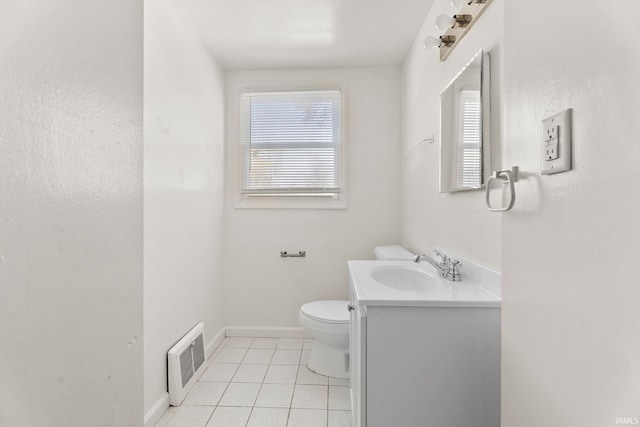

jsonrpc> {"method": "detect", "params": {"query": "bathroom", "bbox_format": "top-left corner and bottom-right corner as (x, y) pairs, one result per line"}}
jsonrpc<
(1, 0), (639, 426)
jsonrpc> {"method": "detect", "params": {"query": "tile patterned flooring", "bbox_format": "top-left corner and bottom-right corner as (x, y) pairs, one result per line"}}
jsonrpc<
(154, 337), (352, 427)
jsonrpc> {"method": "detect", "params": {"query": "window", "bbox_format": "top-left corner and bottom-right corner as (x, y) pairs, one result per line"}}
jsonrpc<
(237, 89), (345, 208)
(455, 88), (482, 189)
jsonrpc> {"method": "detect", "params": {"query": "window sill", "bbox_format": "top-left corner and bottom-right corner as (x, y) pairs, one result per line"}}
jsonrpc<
(234, 195), (348, 210)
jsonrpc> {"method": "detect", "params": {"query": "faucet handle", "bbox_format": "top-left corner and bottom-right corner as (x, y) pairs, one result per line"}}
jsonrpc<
(434, 250), (449, 265)
(449, 259), (462, 274)
(446, 259), (462, 281)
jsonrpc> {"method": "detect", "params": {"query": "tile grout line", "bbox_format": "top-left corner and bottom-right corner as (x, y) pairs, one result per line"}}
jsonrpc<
(160, 337), (351, 427)
(327, 382), (330, 427)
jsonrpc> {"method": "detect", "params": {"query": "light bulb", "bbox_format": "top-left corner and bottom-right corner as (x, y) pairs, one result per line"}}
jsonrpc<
(450, 0), (468, 7)
(422, 36), (441, 50)
(435, 15), (456, 30)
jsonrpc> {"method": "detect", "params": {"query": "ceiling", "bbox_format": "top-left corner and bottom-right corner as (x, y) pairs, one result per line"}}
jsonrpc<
(170, 0), (436, 70)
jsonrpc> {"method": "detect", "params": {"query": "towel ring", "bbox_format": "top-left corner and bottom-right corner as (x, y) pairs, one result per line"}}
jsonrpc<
(485, 167), (518, 212)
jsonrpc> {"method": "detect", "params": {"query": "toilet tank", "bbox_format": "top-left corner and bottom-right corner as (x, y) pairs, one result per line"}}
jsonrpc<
(374, 245), (415, 260)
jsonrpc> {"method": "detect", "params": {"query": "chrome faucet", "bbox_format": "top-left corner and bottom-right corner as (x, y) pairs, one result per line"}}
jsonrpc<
(413, 250), (462, 282)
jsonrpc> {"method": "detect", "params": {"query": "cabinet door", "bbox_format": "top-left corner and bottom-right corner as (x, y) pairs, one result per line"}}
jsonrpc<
(366, 306), (500, 427)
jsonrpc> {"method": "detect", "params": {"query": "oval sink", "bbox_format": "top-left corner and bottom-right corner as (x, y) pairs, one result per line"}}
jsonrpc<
(370, 265), (439, 292)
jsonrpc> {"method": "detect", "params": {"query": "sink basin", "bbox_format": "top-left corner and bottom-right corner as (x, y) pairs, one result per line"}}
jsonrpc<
(349, 259), (501, 307)
(370, 265), (439, 292)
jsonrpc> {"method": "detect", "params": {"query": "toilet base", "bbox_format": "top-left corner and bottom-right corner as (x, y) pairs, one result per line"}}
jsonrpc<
(307, 339), (349, 378)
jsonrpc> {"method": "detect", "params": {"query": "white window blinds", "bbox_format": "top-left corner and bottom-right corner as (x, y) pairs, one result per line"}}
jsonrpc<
(240, 90), (342, 197)
(455, 89), (482, 188)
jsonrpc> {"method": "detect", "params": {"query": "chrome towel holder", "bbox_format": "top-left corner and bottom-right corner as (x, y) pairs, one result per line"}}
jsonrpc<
(485, 166), (518, 212)
(281, 251), (306, 258)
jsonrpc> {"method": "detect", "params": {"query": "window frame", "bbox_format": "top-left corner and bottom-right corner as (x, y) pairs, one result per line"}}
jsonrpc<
(231, 81), (348, 210)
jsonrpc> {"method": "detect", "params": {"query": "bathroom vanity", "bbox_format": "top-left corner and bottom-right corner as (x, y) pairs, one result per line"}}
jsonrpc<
(348, 258), (501, 427)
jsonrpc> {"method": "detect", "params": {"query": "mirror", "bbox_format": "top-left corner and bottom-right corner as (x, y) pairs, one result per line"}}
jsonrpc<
(440, 50), (490, 193)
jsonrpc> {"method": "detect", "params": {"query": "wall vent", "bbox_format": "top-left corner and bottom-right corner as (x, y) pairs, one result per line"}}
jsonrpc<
(168, 322), (206, 406)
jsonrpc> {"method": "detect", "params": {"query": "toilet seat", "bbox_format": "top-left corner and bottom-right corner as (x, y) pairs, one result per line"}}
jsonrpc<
(300, 300), (349, 324)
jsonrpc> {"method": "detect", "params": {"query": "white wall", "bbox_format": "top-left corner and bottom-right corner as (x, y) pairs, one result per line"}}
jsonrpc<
(501, 1), (640, 425)
(401, 0), (503, 269)
(144, 0), (226, 420)
(224, 68), (402, 328)
(0, 1), (143, 426)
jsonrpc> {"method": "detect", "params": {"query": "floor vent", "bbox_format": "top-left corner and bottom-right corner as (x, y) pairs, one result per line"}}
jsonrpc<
(168, 322), (206, 406)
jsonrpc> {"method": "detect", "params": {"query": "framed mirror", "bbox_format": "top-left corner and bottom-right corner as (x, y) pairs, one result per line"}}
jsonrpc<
(439, 50), (491, 193)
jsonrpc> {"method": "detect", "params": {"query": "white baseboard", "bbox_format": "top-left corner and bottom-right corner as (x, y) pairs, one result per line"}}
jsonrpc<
(206, 327), (226, 358)
(144, 392), (169, 427)
(224, 326), (311, 339)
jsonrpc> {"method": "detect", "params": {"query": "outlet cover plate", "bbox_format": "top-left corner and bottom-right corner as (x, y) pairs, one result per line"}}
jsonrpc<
(541, 109), (572, 175)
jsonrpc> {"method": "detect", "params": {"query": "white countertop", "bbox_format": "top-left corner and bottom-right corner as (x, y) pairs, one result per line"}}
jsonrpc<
(348, 259), (501, 308)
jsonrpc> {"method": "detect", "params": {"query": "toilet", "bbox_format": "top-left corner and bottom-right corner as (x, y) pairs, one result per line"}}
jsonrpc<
(298, 245), (415, 378)
(298, 300), (350, 378)
(373, 245), (415, 262)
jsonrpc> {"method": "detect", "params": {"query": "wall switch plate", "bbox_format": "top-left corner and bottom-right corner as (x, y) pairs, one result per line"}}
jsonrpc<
(541, 109), (572, 175)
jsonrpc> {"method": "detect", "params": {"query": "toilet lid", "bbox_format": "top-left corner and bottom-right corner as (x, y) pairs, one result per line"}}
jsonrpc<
(301, 300), (350, 324)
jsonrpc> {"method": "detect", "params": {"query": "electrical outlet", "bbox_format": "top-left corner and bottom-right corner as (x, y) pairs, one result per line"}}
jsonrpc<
(545, 125), (559, 160)
(541, 109), (572, 175)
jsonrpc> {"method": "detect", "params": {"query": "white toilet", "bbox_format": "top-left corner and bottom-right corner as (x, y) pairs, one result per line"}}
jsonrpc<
(299, 300), (350, 378)
(298, 245), (415, 378)
(373, 245), (415, 262)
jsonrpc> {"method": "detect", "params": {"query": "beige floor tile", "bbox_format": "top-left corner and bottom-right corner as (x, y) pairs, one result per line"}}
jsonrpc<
(296, 366), (329, 385)
(287, 409), (327, 427)
(254, 383), (295, 408)
(218, 382), (261, 407)
(165, 406), (214, 427)
(183, 382), (227, 406)
(271, 349), (301, 365)
(264, 365), (299, 384)
(205, 407), (251, 427)
(328, 386), (350, 410)
(291, 384), (328, 409)
(247, 408), (289, 427)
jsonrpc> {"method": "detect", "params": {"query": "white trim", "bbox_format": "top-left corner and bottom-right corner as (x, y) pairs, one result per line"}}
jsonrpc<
(144, 393), (169, 427)
(206, 327), (226, 359)
(229, 80), (349, 210)
(235, 194), (348, 210)
(225, 326), (311, 339)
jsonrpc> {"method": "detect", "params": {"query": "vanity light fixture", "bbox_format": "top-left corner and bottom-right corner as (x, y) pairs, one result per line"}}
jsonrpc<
(450, 0), (489, 6)
(424, 0), (494, 61)
(422, 35), (456, 49)
(435, 14), (472, 30)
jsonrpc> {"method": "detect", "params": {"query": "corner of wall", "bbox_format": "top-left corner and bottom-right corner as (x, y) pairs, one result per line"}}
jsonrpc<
(144, 0), (227, 415)
(399, 0), (504, 270)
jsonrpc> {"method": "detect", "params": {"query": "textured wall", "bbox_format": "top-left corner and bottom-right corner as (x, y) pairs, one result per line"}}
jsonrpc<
(0, 1), (143, 426)
(400, 0), (504, 269)
(224, 68), (402, 327)
(144, 0), (226, 420)
(501, 1), (640, 425)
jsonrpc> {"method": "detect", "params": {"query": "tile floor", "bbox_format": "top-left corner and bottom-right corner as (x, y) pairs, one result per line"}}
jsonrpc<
(154, 337), (352, 427)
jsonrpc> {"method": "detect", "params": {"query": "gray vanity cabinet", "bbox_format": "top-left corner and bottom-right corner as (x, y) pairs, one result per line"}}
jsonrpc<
(349, 278), (500, 427)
